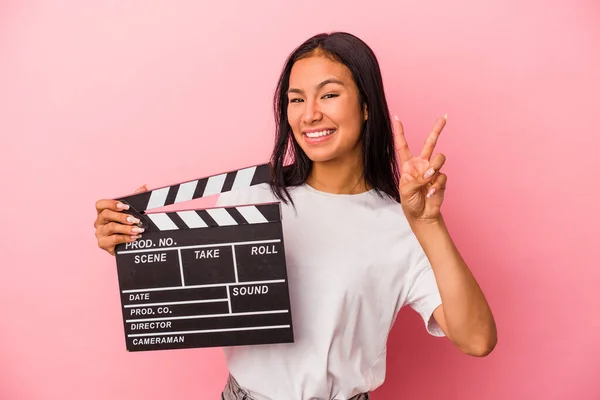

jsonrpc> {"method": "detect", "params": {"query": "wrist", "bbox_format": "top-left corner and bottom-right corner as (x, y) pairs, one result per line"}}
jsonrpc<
(407, 214), (445, 232)
(408, 215), (455, 265)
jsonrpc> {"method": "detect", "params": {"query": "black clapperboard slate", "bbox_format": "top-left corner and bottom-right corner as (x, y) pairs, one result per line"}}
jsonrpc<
(112, 163), (294, 351)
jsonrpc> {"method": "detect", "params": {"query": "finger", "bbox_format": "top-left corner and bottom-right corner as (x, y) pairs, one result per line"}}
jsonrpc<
(101, 221), (145, 237)
(97, 208), (141, 227)
(96, 198), (130, 215)
(393, 115), (412, 163)
(134, 184), (148, 194)
(426, 173), (447, 199)
(419, 114), (447, 160)
(98, 234), (141, 253)
(422, 153), (447, 183)
(402, 153), (447, 196)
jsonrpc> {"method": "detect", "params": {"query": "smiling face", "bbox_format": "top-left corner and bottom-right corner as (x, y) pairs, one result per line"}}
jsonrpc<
(286, 54), (367, 164)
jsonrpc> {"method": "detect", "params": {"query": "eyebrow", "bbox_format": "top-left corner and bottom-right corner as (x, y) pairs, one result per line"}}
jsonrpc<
(287, 78), (345, 94)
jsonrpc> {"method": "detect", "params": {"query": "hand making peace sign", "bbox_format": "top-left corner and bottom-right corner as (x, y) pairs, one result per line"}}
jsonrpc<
(393, 114), (448, 224)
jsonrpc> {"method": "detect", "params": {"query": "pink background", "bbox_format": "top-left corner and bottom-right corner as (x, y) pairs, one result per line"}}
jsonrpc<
(1, 0), (598, 399)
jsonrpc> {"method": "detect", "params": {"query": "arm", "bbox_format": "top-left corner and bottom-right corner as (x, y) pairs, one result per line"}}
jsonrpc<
(410, 216), (497, 357)
(392, 114), (496, 357)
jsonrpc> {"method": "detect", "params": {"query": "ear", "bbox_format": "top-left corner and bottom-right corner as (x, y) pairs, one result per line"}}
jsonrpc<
(363, 104), (368, 121)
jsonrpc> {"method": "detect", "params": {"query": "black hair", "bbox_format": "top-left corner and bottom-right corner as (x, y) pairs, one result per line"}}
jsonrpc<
(269, 31), (400, 204)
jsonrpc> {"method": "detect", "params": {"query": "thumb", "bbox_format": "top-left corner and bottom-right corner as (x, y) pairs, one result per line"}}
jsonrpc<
(400, 168), (435, 197)
(134, 184), (148, 194)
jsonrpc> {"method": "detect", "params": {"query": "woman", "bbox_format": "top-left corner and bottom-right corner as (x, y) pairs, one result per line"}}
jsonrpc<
(94, 32), (496, 400)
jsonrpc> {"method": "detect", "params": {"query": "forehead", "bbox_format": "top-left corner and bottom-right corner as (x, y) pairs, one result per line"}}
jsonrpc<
(289, 55), (353, 87)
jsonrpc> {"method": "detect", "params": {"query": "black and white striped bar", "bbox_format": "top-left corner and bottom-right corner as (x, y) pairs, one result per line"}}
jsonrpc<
(144, 203), (280, 231)
(116, 163), (271, 213)
(113, 200), (294, 351)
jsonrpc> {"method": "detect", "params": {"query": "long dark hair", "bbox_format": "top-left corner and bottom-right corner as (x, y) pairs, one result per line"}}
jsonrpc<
(269, 31), (400, 204)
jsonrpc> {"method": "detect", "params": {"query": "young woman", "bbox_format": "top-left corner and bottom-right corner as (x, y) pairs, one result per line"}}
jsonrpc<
(94, 32), (496, 400)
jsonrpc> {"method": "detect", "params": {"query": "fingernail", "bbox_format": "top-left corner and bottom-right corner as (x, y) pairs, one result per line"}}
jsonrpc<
(126, 216), (139, 224)
(394, 115), (399, 121)
(131, 227), (144, 233)
(117, 202), (129, 210)
(130, 235), (142, 240)
(443, 113), (448, 120)
(427, 187), (436, 198)
(424, 168), (435, 179)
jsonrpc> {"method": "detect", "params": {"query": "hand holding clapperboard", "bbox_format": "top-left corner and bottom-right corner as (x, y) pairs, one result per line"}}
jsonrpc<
(110, 163), (294, 351)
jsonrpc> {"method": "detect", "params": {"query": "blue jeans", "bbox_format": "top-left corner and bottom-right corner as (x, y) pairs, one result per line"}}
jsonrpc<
(221, 374), (370, 400)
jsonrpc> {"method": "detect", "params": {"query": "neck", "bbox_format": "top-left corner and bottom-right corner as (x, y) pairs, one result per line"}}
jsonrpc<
(305, 153), (370, 195)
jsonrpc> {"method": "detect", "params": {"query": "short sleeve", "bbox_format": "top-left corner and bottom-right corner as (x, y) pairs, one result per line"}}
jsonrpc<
(405, 261), (445, 337)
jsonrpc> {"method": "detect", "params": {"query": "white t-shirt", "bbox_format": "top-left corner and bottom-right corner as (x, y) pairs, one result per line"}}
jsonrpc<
(215, 183), (444, 400)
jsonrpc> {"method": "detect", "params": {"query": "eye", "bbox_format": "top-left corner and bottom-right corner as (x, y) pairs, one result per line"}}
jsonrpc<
(322, 93), (339, 99)
(288, 98), (303, 104)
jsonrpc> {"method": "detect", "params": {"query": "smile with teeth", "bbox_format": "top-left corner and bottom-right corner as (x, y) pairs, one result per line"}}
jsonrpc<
(305, 129), (335, 138)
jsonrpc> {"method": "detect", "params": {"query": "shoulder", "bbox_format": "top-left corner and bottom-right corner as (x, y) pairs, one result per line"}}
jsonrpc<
(363, 193), (430, 260)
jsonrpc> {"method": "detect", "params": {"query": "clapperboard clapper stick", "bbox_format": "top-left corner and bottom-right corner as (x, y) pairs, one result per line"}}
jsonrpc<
(112, 163), (294, 351)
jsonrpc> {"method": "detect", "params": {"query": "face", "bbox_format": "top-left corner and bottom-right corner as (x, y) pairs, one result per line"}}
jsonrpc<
(286, 55), (367, 164)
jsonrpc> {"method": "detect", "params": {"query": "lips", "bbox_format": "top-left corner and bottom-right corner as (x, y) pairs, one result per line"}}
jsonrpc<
(302, 128), (336, 145)
(304, 129), (335, 138)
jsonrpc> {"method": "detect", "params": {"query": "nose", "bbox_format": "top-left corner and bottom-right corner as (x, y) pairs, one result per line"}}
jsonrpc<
(302, 99), (323, 125)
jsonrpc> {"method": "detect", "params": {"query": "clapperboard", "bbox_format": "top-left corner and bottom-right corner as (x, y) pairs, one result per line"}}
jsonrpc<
(112, 163), (294, 352)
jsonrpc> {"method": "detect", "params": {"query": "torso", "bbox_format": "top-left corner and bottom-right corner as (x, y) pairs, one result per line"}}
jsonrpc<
(215, 183), (442, 400)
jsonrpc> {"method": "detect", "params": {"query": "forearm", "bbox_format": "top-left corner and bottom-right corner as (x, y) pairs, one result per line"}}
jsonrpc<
(410, 215), (497, 355)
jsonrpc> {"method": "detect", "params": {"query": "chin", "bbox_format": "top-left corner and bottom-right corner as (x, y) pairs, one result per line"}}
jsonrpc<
(306, 154), (336, 163)
(294, 137), (334, 162)
(299, 147), (339, 163)
(300, 142), (363, 164)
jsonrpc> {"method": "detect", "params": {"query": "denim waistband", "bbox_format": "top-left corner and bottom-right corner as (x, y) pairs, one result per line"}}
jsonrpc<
(221, 374), (370, 400)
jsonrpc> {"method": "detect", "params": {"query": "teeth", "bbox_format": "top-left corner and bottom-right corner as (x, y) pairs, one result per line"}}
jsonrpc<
(305, 129), (334, 138)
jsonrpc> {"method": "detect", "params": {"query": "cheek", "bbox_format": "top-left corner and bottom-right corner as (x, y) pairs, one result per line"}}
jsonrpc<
(325, 96), (358, 122)
(287, 107), (302, 135)
(286, 105), (297, 124)
(335, 103), (364, 136)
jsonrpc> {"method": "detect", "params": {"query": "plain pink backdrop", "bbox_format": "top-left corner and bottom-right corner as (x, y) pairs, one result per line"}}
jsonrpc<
(1, 0), (598, 399)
